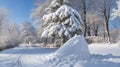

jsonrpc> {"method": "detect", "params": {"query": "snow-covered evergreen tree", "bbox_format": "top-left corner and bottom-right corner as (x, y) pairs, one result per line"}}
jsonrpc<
(112, 0), (120, 19)
(41, 0), (83, 46)
(20, 22), (37, 44)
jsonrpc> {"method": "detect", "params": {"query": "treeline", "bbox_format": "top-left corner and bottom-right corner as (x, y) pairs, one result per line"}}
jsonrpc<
(0, 8), (39, 50)
(0, 0), (120, 50)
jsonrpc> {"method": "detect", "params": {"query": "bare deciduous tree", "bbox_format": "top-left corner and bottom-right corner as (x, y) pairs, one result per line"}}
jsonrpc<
(98, 0), (113, 43)
(86, 12), (103, 36)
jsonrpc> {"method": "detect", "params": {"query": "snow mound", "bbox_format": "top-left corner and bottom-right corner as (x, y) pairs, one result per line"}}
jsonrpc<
(55, 35), (90, 60)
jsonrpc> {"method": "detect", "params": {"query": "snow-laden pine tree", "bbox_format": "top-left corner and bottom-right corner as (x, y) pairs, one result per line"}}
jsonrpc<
(112, 0), (120, 19)
(20, 22), (37, 45)
(41, 0), (83, 47)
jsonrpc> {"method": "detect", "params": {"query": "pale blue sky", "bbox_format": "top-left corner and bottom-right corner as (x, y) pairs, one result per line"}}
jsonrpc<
(0, 0), (37, 25)
(0, 0), (119, 29)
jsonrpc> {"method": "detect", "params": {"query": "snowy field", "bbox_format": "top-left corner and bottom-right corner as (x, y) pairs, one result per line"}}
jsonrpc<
(0, 44), (120, 67)
(0, 36), (120, 67)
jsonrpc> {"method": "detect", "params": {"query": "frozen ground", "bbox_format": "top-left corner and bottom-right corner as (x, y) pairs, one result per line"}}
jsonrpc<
(0, 36), (120, 67)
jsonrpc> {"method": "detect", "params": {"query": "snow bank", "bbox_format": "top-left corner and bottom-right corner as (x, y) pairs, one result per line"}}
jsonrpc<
(55, 35), (90, 60)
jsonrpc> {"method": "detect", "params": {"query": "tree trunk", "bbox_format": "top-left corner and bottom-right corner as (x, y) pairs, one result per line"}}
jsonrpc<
(84, 23), (87, 37)
(104, 12), (110, 43)
(83, 0), (87, 37)
(95, 24), (98, 36)
(87, 26), (91, 36)
(104, 22), (111, 43)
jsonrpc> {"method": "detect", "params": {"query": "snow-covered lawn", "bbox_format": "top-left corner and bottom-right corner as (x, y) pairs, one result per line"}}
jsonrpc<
(0, 36), (120, 67)
(0, 44), (120, 67)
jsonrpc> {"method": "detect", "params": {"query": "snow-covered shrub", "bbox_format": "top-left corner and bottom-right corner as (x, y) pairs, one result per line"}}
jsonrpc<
(85, 36), (105, 44)
(41, 0), (83, 46)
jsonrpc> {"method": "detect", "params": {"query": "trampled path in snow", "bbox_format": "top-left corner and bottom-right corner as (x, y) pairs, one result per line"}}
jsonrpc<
(0, 47), (58, 67)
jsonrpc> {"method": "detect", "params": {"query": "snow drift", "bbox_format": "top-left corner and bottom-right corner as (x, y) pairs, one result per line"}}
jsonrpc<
(55, 35), (90, 60)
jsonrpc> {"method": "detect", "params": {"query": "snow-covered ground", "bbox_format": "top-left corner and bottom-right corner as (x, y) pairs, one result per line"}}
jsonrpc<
(0, 36), (120, 67)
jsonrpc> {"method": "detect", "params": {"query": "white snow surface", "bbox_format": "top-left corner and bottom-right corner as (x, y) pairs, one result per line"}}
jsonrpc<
(0, 36), (120, 67)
